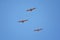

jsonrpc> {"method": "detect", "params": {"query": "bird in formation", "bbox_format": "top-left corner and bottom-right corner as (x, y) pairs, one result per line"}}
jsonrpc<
(18, 20), (28, 23)
(26, 8), (36, 12)
(34, 28), (43, 32)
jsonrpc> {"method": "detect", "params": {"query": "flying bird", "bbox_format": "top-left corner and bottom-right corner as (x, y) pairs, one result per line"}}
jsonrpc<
(34, 28), (43, 32)
(18, 20), (28, 23)
(26, 8), (36, 12)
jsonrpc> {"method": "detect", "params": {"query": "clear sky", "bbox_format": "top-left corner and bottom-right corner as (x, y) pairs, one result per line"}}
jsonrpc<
(0, 0), (60, 40)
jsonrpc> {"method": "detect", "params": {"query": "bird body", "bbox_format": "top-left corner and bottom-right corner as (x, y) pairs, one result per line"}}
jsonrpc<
(26, 8), (36, 12)
(34, 28), (43, 32)
(18, 20), (28, 23)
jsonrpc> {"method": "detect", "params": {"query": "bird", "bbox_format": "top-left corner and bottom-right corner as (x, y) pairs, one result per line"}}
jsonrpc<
(34, 28), (43, 32)
(18, 20), (28, 23)
(26, 8), (36, 12)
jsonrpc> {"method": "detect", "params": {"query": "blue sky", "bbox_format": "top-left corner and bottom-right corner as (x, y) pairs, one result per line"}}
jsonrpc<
(0, 0), (60, 40)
